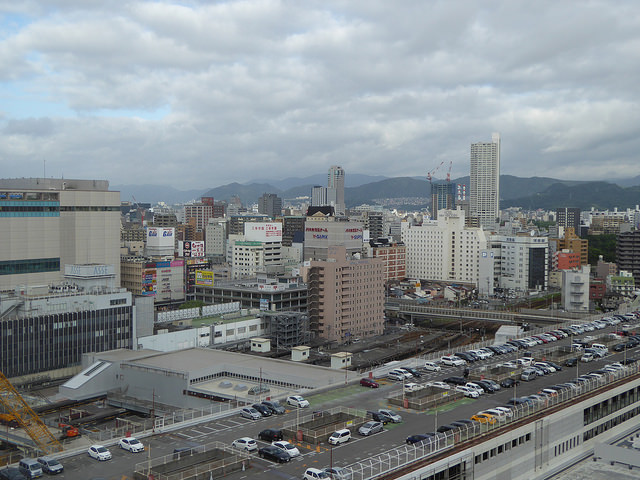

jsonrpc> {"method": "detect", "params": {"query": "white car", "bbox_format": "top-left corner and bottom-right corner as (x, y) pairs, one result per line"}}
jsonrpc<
(470, 349), (491, 360)
(427, 381), (450, 390)
(465, 382), (484, 396)
(440, 355), (466, 366)
(287, 395), (310, 408)
(423, 361), (441, 372)
(232, 437), (258, 452)
(88, 445), (112, 461)
(389, 368), (412, 379)
(272, 440), (300, 458)
(404, 382), (424, 392)
(455, 386), (479, 398)
(492, 406), (514, 418)
(303, 467), (330, 480)
(119, 437), (144, 452)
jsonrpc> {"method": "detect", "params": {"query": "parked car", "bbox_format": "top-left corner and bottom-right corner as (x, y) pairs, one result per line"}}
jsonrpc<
(36, 457), (63, 475)
(0, 468), (27, 480)
(500, 378), (520, 388)
(470, 413), (496, 424)
(240, 407), (261, 420)
(252, 403), (272, 417)
(360, 378), (379, 388)
(323, 466), (352, 480)
(565, 357), (578, 367)
(368, 410), (392, 424)
(423, 361), (441, 372)
(580, 352), (595, 363)
(303, 468), (330, 480)
(261, 400), (286, 415)
(119, 437), (145, 452)
(358, 421), (383, 436)
(232, 437), (258, 452)
(427, 381), (450, 390)
(258, 445), (291, 463)
(402, 367), (423, 378)
(87, 445), (112, 461)
(387, 370), (405, 381)
(328, 428), (351, 445)
(406, 433), (435, 445)
(443, 376), (467, 386)
(440, 355), (466, 366)
(378, 409), (402, 423)
(520, 368), (538, 382)
(287, 395), (310, 408)
(455, 385), (479, 398)
(404, 382), (424, 392)
(272, 440), (300, 458)
(258, 428), (283, 442)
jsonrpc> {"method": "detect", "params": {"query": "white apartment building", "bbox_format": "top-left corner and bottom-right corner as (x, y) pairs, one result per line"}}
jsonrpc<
(561, 265), (590, 313)
(402, 208), (487, 285)
(489, 234), (549, 293)
(227, 222), (283, 279)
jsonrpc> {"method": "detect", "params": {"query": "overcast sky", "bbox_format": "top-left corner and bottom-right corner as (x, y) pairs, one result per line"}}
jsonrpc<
(1, 1), (639, 189)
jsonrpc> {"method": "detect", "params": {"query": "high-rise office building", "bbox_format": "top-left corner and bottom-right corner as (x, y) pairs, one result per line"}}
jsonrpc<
(431, 182), (456, 220)
(327, 165), (345, 215)
(556, 207), (581, 234)
(0, 178), (121, 290)
(311, 186), (327, 207)
(470, 133), (500, 229)
(258, 193), (283, 219)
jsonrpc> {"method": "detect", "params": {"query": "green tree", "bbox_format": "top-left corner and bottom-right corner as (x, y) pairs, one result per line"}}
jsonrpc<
(179, 300), (205, 310)
(587, 234), (617, 265)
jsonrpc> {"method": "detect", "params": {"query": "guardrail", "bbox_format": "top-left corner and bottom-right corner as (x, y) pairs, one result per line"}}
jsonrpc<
(342, 362), (640, 480)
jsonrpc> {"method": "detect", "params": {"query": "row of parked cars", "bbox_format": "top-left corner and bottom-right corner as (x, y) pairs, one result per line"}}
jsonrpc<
(240, 396), (310, 420)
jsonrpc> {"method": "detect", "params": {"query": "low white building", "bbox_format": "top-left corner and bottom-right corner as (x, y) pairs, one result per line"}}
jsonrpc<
(561, 265), (591, 313)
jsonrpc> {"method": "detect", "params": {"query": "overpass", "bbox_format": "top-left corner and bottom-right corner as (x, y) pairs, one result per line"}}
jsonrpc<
(386, 300), (596, 327)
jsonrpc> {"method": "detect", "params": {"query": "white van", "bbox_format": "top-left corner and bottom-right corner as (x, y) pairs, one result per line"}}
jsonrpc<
(423, 361), (441, 372)
(591, 343), (608, 354)
(19, 458), (43, 479)
(455, 385), (479, 398)
(441, 355), (466, 366)
(328, 428), (351, 445)
(388, 370), (405, 381)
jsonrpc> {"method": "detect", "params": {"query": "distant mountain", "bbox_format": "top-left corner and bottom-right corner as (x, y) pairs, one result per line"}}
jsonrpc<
(610, 175), (640, 188)
(253, 173), (388, 190)
(117, 174), (638, 209)
(503, 181), (640, 210)
(113, 184), (205, 205)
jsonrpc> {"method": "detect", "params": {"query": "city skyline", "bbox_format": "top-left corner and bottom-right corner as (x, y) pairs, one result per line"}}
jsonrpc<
(1, 2), (639, 189)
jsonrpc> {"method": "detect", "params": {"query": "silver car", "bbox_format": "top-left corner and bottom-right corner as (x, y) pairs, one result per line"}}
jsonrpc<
(358, 421), (383, 436)
(240, 407), (261, 420)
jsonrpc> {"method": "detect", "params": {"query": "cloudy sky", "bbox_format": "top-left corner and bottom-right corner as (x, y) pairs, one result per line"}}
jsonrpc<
(1, 1), (639, 189)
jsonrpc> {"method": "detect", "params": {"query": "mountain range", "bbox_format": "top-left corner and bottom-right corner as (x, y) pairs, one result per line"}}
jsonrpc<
(114, 174), (640, 210)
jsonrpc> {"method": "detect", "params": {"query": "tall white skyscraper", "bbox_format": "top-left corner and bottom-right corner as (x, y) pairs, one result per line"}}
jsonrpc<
(470, 133), (500, 228)
(327, 165), (345, 215)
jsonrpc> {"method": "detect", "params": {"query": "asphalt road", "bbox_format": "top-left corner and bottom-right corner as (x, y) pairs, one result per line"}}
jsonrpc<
(54, 317), (640, 480)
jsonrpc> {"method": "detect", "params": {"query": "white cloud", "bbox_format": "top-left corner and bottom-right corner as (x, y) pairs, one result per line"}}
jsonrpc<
(0, 0), (639, 189)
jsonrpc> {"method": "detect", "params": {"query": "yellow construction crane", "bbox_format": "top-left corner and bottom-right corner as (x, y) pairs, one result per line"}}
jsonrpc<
(0, 370), (63, 454)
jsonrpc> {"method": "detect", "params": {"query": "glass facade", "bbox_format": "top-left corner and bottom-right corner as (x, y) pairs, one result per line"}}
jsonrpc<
(0, 306), (133, 378)
(0, 258), (60, 276)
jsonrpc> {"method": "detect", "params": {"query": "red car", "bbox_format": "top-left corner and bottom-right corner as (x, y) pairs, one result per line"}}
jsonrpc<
(360, 378), (379, 388)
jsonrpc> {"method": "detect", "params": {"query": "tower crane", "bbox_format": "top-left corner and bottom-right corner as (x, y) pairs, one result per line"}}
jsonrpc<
(446, 161), (453, 182)
(0, 370), (63, 454)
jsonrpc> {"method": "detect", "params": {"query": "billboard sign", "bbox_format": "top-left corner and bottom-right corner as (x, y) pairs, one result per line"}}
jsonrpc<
(180, 241), (205, 257)
(245, 222), (282, 242)
(195, 270), (214, 287)
(147, 227), (175, 248)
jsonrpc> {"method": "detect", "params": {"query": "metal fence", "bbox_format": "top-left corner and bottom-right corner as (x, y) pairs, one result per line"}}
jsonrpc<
(134, 441), (251, 480)
(342, 362), (640, 480)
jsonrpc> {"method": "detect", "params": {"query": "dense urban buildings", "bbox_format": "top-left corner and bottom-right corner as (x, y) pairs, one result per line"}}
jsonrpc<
(470, 133), (500, 229)
(258, 193), (283, 218)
